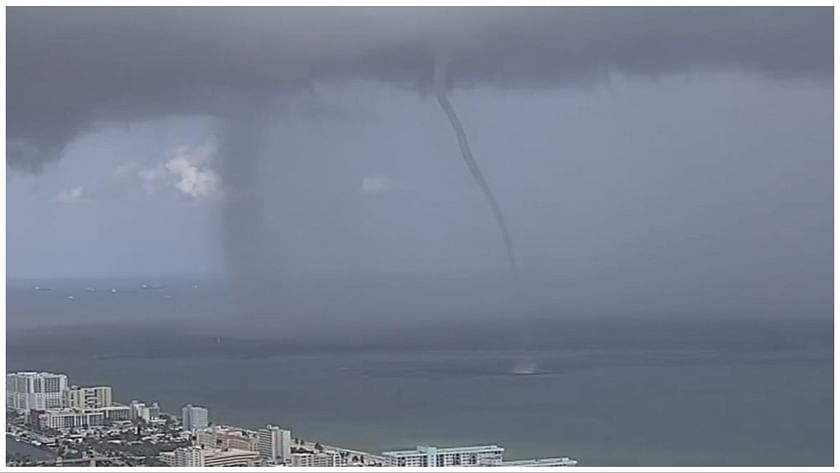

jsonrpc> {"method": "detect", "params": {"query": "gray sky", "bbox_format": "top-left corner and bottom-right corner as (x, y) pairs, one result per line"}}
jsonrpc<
(6, 7), (833, 318)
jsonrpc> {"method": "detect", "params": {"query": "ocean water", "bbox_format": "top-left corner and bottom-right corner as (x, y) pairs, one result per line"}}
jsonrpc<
(6, 278), (833, 466)
(5, 438), (56, 460)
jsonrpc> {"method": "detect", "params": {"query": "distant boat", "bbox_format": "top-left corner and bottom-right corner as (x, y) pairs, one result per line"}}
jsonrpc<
(66, 295), (75, 301)
(110, 288), (118, 294)
(86, 287), (96, 293)
(32, 286), (52, 292)
(141, 283), (165, 290)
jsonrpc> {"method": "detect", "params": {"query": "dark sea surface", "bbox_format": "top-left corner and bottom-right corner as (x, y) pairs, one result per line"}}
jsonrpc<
(6, 278), (833, 466)
(5, 438), (56, 460)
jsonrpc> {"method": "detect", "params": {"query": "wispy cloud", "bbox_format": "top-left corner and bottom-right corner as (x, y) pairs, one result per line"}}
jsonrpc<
(54, 186), (94, 204)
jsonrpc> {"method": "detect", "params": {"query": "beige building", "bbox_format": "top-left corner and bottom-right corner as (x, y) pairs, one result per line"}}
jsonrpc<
(65, 386), (112, 409)
(204, 448), (261, 467)
(161, 446), (205, 467)
(197, 425), (259, 452)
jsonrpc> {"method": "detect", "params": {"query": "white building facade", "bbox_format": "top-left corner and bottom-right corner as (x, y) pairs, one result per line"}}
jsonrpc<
(257, 425), (292, 464)
(65, 386), (112, 409)
(97, 405), (132, 421)
(129, 400), (160, 423)
(290, 451), (342, 467)
(6, 372), (69, 411)
(382, 445), (504, 467)
(173, 446), (205, 467)
(38, 409), (105, 430)
(181, 404), (209, 431)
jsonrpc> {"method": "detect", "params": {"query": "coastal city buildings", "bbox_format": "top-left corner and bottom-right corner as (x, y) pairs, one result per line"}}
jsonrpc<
(382, 445), (505, 467)
(257, 425), (292, 464)
(181, 404), (209, 431)
(65, 385), (112, 409)
(6, 372), (69, 411)
(7, 370), (578, 467)
(6, 371), (131, 430)
(34, 405), (131, 429)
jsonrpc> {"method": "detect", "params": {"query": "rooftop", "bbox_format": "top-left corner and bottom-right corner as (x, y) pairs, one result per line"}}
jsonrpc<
(503, 457), (579, 467)
(382, 445), (503, 456)
(204, 447), (261, 459)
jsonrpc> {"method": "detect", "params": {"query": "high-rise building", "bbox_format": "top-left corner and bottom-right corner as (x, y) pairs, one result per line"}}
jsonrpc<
(127, 400), (160, 423)
(257, 425), (292, 464)
(6, 372), (69, 411)
(148, 402), (161, 421)
(382, 445), (504, 467)
(182, 404), (209, 431)
(65, 386), (112, 409)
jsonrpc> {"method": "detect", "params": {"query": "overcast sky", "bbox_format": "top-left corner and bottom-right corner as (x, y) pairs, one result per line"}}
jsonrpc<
(6, 7), (833, 318)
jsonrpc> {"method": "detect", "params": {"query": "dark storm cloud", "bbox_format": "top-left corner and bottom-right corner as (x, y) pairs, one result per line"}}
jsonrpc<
(7, 6), (832, 171)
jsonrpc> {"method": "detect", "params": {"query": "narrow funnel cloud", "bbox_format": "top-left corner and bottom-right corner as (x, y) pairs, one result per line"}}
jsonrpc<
(434, 59), (518, 272)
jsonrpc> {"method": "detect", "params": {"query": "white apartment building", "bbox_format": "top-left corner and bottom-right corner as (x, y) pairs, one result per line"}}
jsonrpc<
(257, 425), (292, 464)
(290, 451), (342, 467)
(382, 445), (505, 467)
(38, 408), (105, 430)
(182, 404), (209, 431)
(129, 400), (160, 423)
(164, 446), (205, 467)
(159, 451), (175, 466)
(65, 386), (112, 409)
(6, 371), (69, 411)
(97, 405), (132, 421)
